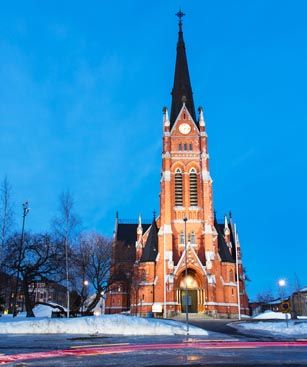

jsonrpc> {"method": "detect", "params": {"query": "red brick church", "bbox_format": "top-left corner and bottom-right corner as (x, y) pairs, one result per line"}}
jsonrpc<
(105, 13), (249, 318)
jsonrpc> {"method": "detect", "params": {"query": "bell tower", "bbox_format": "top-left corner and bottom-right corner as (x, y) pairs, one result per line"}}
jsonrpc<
(108, 11), (249, 318)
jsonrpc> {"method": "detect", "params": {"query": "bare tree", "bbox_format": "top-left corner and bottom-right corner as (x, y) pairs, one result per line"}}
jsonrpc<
(76, 232), (112, 313)
(52, 190), (81, 317)
(70, 234), (91, 314)
(0, 177), (14, 265)
(3, 233), (61, 317)
(256, 289), (275, 303)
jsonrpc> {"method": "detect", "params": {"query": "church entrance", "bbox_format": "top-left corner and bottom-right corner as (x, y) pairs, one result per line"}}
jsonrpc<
(181, 289), (198, 313)
(178, 271), (200, 313)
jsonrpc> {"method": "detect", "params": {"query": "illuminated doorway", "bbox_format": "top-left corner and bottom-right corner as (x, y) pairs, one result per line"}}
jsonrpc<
(179, 272), (199, 313)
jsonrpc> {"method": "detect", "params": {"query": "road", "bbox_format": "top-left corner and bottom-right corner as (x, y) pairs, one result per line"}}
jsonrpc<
(0, 320), (306, 366)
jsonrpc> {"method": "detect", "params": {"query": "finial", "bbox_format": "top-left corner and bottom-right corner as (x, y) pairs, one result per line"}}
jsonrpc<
(137, 214), (143, 235)
(163, 106), (170, 126)
(198, 106), (205, 127)
(224, 215), (229, 229)
(153, 210), (156, 220)
(176, 9), (185, 31)
(116, 211), (119, 219)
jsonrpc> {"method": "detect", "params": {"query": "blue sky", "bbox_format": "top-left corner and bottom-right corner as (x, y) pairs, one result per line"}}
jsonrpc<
(1, 1), (306, 300)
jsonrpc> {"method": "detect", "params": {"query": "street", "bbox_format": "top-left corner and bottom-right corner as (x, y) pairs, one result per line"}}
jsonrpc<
(0, 320), (307, 366)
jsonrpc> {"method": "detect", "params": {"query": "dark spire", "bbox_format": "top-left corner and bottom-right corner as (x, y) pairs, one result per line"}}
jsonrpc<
(170, 10), (197, 128)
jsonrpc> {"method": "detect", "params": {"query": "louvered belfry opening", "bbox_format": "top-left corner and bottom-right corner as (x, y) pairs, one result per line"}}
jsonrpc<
(189, 171), (198, 206)
(175, 170), (183, 206)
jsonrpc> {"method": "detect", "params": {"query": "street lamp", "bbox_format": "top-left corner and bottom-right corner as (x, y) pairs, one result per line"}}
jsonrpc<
(100, 290), (105, 316)
(13, 201), (30, 317)
(278, 278), (288, 328)
(183, 216), (189, 336)
(234, 224), (241, 320)
(81, 280), (89, 315)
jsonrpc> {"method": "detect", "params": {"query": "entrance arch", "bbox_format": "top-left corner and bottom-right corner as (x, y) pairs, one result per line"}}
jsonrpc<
(177, 269), (203, 313)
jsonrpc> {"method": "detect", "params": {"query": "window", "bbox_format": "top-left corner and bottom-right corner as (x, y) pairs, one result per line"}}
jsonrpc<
(179, 143), (182, 151)
(189, 169), (198, 206)
(175, 169), (183, 206)
(180, 231), (184, 244)
(190, 231), (196, 244)
(184, 143), (187, 151)
(189, 143), (193, 151)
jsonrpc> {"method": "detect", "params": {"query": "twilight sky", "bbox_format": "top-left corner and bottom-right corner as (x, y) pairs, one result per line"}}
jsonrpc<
(1, 1), (306, 300)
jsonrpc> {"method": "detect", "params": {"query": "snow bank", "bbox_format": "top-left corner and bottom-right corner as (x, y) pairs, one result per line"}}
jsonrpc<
(253, 311), (291, 320)
(33, 304), (64, 318)
(0, 315), (207, 336)
(232, 320), (307, 337)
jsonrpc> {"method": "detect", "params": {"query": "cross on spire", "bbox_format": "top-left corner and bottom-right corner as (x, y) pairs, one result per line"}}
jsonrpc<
(176, 9), (185, 31)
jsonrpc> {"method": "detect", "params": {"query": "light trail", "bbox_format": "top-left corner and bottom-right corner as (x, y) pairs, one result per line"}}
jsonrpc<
(0, 341), (306, 365)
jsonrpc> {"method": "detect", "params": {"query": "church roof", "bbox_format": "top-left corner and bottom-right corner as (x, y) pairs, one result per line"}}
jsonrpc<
(215, 222), (235, 263)
(117, 223), (150, 246)
(140, 219), (159, 262)
(115, 223), (151, 263)
(170, 14), (197, 128)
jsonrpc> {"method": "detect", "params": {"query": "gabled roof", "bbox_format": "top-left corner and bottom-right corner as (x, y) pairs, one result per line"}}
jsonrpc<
(170, 19), (197, 128)
(140, 220), (158, 262)
(215, 221), (235, 263)
(117, 223), (150, 247)
(115, 223), (150, 263)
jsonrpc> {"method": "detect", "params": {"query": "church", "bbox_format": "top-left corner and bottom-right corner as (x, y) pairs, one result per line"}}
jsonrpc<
(105, 13), (249, 318)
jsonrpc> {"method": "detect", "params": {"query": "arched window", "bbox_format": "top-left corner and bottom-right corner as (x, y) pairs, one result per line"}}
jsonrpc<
(178, 143), (182, 151)
(175, 168), (183, 206)
(189, 143), (193, 151)
(190, 231), (196, 244)
(189, 168), (198, 206)
(180, 231), (184, 244)
(184, 143), (188, 151)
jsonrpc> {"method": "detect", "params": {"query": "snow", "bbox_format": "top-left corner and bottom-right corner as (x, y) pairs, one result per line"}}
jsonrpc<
(0, 314), (208, 336)
(253, 311), (291, 320)
(231, 320), (307, 338)
(33, 304), (64, 318)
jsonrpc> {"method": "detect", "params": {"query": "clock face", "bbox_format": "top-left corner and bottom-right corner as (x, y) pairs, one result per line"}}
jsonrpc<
(179, 123), (191, 135)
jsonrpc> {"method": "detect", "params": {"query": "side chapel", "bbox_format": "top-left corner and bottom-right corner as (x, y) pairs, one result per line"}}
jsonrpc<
(105, 13), (249, 318)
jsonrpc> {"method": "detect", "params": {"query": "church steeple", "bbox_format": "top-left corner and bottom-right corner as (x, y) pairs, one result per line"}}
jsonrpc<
(170, 10), (197, 128)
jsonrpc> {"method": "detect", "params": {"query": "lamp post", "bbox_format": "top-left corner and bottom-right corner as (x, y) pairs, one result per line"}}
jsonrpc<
(63, 230), (69, 318)
(234, 224), (241, 320)
(183, 216), (189, 336)
(82, 280), (89, 315)
(13, 201), (30, 317)
(100, 290), (105, 315)
(278, 278), (288, 327)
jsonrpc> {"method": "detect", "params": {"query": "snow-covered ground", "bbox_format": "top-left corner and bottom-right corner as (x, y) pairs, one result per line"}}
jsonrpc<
(253, 310), (291, 320)
(0, 314), (208, 336)
(231, 319), (307, 338)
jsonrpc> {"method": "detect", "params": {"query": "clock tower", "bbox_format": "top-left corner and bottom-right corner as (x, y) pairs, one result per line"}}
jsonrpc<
(106, 12), (249, 318)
